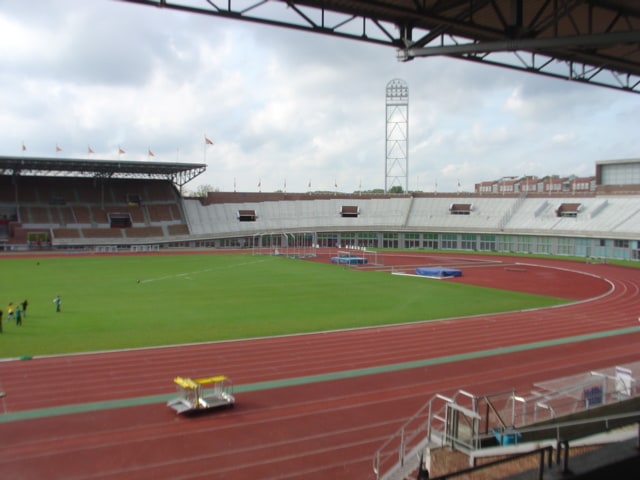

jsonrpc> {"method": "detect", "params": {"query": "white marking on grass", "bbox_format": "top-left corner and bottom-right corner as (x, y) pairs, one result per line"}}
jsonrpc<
(139, 259), (268, 284)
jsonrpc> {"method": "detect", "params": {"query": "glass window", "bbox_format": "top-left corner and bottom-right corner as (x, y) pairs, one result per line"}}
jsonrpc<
(441, 233), (457, 249)
(423, 233), (438, 249)
(461, 233), (476, 250)
(479, 234), (496, 251)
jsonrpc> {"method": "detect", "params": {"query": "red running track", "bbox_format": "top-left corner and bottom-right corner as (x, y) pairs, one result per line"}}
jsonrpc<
(0, 254), (639, 480)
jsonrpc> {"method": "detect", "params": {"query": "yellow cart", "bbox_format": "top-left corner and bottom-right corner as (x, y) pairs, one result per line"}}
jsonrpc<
(167, 375), (235, 414)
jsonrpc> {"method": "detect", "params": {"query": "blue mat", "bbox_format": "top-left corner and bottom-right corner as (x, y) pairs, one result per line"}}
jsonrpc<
(415, 267), (462, 277)
(331, 256), (368, 265)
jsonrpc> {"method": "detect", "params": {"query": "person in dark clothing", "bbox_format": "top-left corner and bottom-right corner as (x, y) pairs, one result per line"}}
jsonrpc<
(15, 306), (22, 326)
(21, 299), (28, 318)
(416, 452), (429, 480)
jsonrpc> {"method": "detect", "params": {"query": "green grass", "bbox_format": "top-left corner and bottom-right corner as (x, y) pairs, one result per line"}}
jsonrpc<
(0, 253), (569, 358)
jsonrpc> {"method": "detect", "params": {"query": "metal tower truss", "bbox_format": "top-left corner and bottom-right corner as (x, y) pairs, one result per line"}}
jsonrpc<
(118, 0), (640, 95)
(385, 79), (408, 193)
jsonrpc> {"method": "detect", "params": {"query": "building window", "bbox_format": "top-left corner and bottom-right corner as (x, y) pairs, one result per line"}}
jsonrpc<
(614, 239), (629, 248)
(557, 236), (574, 255)
(496, 235), (514, 253)
(404, 233), (420, 248)
(423, 233), (438, 249)
(450, 203), (472, 215)
(340, 206), (360, 218)
(383, 233), (398, 249)
(441, 233), (457, 249)
(535, 236), (552, 254)
(238, 209), (257, 221)
(479, 234), (496, 251)
(461, 233), (476, 250)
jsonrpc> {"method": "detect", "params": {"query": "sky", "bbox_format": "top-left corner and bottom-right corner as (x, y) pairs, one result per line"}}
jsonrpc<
(1, 0), (639, 194)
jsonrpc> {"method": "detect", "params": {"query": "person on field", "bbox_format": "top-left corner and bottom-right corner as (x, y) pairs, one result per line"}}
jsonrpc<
(7, 302), (14, 323)
(0, 309), (3, 333)
(15, 305), (22, 326)
(53, 295), (61, 313)
(21, 299), (28, 318)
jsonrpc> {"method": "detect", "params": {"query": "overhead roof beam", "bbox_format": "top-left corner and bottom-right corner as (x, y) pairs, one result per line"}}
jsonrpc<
(399, 30), (640, 58)
(0, 156), (206, 188)
(115, 0), (640, 94)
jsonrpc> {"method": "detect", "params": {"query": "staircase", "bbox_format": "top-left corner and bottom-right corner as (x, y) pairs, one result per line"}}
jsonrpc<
(372, 362), (640, 480)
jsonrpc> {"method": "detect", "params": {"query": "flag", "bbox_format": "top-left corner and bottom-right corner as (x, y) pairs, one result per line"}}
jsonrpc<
(205, 136), (214, 145)
(88, 146), (94, 154)
(56, 144), (62, 153)
(257, 179), (261, 188)
(334, 179), (338, 188)
(148, 148), (154, 157)
(118, 147), (125, 155)
(21, 142), (26, 151)
(308, 180), (311, 188)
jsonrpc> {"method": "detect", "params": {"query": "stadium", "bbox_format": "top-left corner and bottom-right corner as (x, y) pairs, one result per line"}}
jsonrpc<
(2, 155), (639, 261)
(2, 1), (640, 480)
(1, 154), (640, 479)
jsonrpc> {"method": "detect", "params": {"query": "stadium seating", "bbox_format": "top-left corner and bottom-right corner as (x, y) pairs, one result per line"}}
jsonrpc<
(1, 173), (639, 260)
(0, 176), (187, 247)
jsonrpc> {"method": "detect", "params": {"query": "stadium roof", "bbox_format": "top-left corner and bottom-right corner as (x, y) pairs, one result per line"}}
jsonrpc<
(119, 0), (640, 94)
(0, 155), (206, 187)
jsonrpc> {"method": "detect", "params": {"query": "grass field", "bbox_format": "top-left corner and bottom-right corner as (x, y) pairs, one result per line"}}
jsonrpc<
(0, 253), (569, 359)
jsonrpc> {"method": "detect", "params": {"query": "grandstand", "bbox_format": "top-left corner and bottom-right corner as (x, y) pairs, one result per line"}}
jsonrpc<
(0, 156), (203, 250)
(1, 155), (640, 261)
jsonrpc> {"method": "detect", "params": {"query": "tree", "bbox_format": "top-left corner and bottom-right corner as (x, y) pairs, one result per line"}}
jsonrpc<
(196, 184), (216, 198)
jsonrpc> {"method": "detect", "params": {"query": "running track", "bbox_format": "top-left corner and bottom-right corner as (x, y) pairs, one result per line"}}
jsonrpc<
(1, 254), (639, 479)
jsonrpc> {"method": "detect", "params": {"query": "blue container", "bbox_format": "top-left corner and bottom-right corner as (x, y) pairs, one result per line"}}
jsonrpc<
(492, 427), (522, 445)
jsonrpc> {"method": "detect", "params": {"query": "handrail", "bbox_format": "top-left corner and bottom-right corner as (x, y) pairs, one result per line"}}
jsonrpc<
(430, 446), (553, 480)
(373, 393), (640, 480)
(487, 410), (640, 442)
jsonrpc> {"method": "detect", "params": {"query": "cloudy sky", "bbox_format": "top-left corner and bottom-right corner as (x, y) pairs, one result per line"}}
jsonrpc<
(1, 0), (638, 194)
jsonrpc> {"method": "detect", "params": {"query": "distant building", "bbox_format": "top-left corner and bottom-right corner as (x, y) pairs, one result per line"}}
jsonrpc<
(476, 180), (495, 194)
(568, 175), (596, 192)
(496, 177), (518, 194)
(518, 176), (539, 193)
(542, 175), (565, 193)
(475, 159), (640, 195)
(596, 158), (640, 188)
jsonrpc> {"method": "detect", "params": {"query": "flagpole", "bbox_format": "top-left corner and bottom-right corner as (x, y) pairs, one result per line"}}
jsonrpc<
(204, 135), (214, 163)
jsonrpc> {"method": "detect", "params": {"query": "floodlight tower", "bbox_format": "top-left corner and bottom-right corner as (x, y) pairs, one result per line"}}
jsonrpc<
(385, 79), (409, 193)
